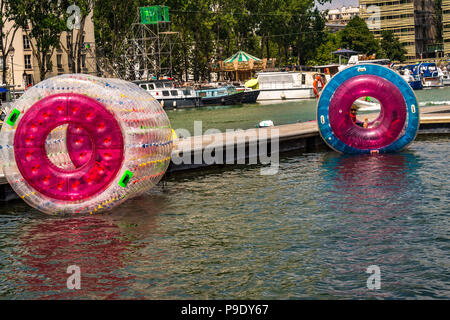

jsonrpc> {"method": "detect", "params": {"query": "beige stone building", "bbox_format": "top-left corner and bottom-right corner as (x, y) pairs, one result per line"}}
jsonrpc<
(1, 11), (97, 95)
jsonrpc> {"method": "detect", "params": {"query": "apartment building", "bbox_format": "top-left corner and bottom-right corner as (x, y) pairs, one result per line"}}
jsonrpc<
(326, 6), (362, 25)
(444, 0), (450, 57)
(1, 12), (96, 93)
(360, 0), (443, 60)
(360, 0), (417, 59)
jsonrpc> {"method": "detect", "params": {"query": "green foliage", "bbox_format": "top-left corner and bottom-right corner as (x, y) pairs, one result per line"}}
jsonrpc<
(93, 0), (331, 80)
(10, 0), (67, 80)
(340, 16), (380, 56)
(307, 32), (341, 66)
(380, 30), (407, 62)
(92, 0), (140, 76)
(0, 0), (21, 84)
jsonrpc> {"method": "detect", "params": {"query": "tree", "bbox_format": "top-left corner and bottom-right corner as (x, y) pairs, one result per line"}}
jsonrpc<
(0, 0), (20, 85)
(92, 0), (139, 77)
(307, 32), (341, 66)
(60, 0), (95, 73)
(381, 30), (407, 62)
(340, 16), (381, 56)
(10, 0), (67, 81)
(91, 0), (331, 80)
(434, 0), (443, 44)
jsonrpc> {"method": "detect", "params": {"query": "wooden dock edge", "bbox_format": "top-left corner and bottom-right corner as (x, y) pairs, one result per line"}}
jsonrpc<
(1, 113), (450, 188)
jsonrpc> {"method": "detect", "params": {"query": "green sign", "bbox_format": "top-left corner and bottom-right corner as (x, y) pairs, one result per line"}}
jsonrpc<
(140, 6), (169, 25)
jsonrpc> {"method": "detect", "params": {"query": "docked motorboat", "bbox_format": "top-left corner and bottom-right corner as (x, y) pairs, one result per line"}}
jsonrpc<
(196, 86), (245, 106)
(442, 70), (450, 86)
(255, 71), (316, 100)
(235, 87), (260, 103)
(402, 63), (443, 88)
(134, 80), (201, 110)
(399, 68), (423, 90)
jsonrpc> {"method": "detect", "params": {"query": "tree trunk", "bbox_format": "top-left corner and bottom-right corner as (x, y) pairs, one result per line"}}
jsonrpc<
(183, 41), (188, 82)
(285, 45), (288, 65)
(277, 44), (281, 68)
(39, 55), (46, 81)
(76, 17), (87, 73)
(2, 56), (6, 85)
(194, 41), (199, 82)
(260, 36), (265, 58)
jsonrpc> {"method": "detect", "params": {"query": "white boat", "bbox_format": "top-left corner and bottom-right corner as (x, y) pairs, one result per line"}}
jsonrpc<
(134, 79), (201, 109)
(442, 70), (450, 86)
(255, 72), (316, 100)
(337, 55), (391, 73)
(412, 63), (444, 88)
(353, 98), (381, 111)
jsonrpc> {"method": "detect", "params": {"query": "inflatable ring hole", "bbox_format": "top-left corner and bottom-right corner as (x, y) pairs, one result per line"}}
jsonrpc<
(44, 124), (93, 171)
(351, 96), (382, 129)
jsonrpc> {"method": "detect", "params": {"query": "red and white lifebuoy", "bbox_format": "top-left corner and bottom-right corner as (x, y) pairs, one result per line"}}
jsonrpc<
(313, 75), (325, 99)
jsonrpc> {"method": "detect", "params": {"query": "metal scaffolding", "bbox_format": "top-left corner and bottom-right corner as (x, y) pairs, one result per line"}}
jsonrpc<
(122, 7), (179, 81)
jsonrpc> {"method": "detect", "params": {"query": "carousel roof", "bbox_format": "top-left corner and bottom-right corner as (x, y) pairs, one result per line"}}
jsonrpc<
(223, 51), (261, 63)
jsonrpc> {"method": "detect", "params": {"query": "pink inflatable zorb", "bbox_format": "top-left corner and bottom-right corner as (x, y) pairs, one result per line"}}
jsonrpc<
(0, 74), (173, 215)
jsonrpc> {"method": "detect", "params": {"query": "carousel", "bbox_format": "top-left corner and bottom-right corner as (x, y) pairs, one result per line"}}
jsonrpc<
(213, 51), (268, 82)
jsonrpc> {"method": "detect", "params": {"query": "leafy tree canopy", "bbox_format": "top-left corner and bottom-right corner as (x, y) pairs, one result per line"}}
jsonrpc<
(381, 30), (407, 62)
(339, 16), (380, 56)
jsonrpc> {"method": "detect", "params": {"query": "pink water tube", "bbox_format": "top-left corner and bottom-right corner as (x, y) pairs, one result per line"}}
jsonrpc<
(0, 74), (173, 215)
(317, 64), (420, 154)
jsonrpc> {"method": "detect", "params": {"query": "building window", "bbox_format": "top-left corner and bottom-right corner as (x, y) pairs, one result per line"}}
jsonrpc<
(57, 54), (63, 69)
(81, 54), (86, 69)
(23, 35), (31, 50)
(24, 74), (33, 87)
(24, 55), (32, 69)
(68, 55), (73, 69)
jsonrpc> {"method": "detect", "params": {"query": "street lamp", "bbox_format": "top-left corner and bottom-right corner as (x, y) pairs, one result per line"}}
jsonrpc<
(9, 46), (15, 100)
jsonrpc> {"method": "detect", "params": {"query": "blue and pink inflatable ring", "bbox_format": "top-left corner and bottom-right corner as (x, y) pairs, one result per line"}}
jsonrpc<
(317, 64), (420, 154)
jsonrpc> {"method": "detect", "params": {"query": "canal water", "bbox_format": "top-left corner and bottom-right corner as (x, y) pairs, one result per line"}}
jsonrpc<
(168, 86), (450, 134)
(0, 88), (449, 299)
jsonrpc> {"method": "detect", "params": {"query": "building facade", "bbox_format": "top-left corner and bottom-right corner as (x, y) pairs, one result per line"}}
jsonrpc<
(360, 0), (443, 60)
(444, 0), (450, 57)
(1, 12), (96, 94)
(326, 6), (361, 25)
(360, 0), (416, 60)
